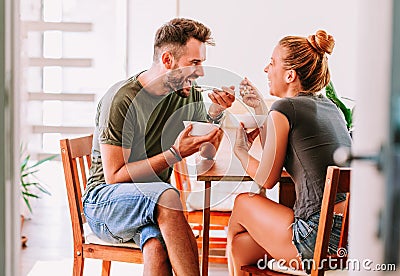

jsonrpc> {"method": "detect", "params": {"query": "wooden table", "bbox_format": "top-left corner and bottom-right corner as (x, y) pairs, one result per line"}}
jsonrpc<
(195, 129), (295, 276)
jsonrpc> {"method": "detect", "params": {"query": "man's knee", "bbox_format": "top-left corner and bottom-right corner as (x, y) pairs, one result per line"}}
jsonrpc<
(142, 238), (168, 261)
(157, 188), (183, 212)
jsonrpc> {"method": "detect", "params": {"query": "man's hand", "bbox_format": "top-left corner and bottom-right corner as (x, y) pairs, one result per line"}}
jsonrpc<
(173, 124), (222, 159)
(199, 127), (224, 159)
(207, 85), (236, 118)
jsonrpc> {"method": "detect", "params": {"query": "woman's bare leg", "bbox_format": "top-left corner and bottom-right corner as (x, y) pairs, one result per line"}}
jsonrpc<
(227, 193), (301, 276)
(227, 230), (268, 275)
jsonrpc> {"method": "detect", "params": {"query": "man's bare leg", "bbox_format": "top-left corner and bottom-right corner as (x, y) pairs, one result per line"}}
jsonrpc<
(156, 189), (200, 276)
(142, 238), (172, 276)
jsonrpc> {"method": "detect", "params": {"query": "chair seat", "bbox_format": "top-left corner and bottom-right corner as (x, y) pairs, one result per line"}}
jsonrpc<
(267, 259), (307, 276)
(83, 223), (139, 249)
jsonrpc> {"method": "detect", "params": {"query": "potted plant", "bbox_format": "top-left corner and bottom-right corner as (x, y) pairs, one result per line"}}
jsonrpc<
(325, 80), (355, 133)
(20, 148), (57, 247)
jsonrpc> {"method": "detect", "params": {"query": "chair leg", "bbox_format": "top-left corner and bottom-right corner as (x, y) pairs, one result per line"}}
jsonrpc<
(101, 260), (111, 276)
(310, 267), (325, 276)
(72, 254), (84, 276)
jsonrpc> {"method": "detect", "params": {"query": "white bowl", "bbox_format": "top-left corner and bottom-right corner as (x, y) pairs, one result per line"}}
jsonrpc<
(228, 114), (267, 129)
(183, 121), (219, 136)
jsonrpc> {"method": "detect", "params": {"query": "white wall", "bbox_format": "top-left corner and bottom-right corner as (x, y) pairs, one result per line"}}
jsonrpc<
(61, 0), (128, 95)
(128, 0), (359, 99)
(181, 0), (359, 99)
(127, 0), (176, 76)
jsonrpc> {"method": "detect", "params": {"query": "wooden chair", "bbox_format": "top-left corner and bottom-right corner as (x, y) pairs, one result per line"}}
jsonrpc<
(241, 166), (351, 276)
(173, 158), (232, 264)
(60, 135), (143, 276)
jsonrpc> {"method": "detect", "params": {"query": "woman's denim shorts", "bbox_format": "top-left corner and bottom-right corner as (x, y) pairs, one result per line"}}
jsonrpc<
(82, 182), (178, 250)
(292, 212), (344, 272)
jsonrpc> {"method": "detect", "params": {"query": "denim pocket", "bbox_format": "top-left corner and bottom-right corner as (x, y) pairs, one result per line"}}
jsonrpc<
(86, 217), (124, 244)
(294, 218), (315, 241)
(292, 215), (320, 262)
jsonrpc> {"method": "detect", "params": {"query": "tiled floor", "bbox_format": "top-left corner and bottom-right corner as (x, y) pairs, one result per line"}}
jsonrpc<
(20, 161), (229, 275)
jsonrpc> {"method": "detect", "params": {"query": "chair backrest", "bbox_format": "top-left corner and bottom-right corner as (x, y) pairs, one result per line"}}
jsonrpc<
(60, 135), (93, 249)
(173, 158), (193, 216)
(241, 166), (352, 276)
(312, 166), (351, 276)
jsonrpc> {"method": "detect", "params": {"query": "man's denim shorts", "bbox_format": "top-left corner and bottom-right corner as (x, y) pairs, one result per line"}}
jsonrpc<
(82, 182), (179, 251)
(292, 212), (344, 272)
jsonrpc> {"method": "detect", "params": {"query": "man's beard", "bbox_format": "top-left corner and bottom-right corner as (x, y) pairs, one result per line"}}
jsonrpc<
(175, 88), (190, 98)
(166, 67), (193, 98)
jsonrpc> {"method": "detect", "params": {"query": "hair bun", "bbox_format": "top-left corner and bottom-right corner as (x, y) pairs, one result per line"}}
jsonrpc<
(307, 30), (335, 55)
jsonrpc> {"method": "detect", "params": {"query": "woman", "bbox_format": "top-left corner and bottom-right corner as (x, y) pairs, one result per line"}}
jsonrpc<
(227, 30), (352, 275)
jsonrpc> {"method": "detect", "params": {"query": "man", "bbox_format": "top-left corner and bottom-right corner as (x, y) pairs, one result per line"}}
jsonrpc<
(83, 18), (235, 275)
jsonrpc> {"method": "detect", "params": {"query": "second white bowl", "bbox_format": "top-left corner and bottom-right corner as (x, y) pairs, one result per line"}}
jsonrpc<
(228, 114), (267, 129)
(183, 121), (219, 136)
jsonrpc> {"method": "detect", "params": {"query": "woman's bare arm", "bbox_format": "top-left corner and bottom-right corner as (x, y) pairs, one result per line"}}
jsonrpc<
(234, 111), (289, 189)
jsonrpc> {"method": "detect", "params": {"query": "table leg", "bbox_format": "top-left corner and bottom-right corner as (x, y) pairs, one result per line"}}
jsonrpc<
(279, 180), (296, 209)
(201, 180), (211, 276)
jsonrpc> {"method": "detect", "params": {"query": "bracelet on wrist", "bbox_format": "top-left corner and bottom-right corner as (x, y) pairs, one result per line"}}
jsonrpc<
(169, 145), (182, 161)
(207, 111), (224, 124)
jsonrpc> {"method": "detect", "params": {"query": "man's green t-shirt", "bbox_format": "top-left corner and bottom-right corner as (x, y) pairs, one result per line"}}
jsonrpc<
(86, 73), (207, 194)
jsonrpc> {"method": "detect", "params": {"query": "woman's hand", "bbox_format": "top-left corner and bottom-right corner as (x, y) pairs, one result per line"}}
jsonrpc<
(239, 78), (263, 109)
(234, 123), (261, 157)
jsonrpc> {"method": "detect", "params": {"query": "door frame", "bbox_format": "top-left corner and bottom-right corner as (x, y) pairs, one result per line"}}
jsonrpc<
(384, 0), (400, 264)
(0, 0), (20, 275)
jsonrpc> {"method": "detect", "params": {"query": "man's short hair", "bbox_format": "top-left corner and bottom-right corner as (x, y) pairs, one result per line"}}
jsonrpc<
(153, 18), (215, 61)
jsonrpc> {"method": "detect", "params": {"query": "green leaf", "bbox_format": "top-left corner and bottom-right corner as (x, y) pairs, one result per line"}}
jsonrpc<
(20, 155), (30, 171)
(19, 147), (56, 213)
(21, 170), (39, 178)
(22, 191), (40, 198)
(33, 184), (51, 195)
(325, 81), (353, 130)
(21, 182), (40, 187)
(22, 197), (32, 213)
(27, 154), (58, 170)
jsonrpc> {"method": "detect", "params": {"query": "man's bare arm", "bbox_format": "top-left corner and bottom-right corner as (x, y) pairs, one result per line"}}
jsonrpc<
(101, 125), (221, 184)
